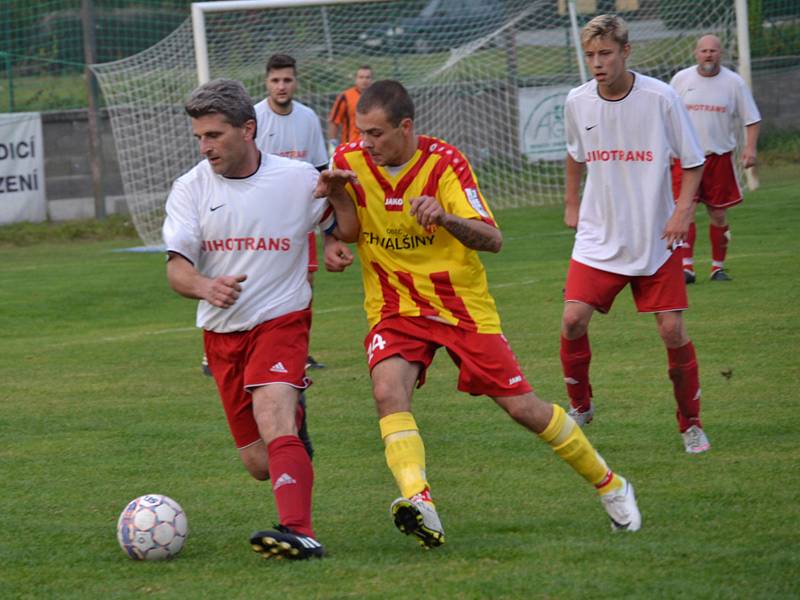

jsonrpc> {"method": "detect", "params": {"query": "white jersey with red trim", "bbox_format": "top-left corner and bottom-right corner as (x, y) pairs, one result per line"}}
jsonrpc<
(162, 154), (334, 333)
(670, 65), (761, 155)
(565, 72), (705, 276)
(253, 99), (328, 168)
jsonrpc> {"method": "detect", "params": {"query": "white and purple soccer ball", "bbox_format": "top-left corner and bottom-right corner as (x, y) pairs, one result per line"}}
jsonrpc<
(117, 494), (188, 560)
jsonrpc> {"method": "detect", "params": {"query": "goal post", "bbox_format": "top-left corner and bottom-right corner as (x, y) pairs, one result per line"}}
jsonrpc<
(92, 0), (744, 247)
(191, 0), (388, 84)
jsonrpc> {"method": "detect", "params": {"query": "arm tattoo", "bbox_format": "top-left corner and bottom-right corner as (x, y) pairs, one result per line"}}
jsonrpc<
(442, 216), (500, 252)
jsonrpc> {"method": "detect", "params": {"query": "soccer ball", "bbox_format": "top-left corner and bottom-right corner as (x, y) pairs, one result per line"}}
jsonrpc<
(117, 494), (188, 560)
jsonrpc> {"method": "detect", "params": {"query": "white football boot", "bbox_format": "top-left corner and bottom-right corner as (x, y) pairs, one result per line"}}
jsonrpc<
(600, 477), (641, 532)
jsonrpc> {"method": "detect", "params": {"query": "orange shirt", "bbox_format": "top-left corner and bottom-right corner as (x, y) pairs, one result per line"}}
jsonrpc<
(333, 136), (502, 333)
(328, 86), (361, 143)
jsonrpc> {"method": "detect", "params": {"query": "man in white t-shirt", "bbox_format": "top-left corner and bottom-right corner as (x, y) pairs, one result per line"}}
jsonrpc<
(163, 78), (358, 559)
(560, 15), (711, 454)
(254, 53), (329, 371)
(670, 35), (761, 283)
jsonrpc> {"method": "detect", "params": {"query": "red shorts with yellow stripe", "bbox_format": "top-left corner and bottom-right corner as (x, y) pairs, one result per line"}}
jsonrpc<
(363, 316), (532, 397)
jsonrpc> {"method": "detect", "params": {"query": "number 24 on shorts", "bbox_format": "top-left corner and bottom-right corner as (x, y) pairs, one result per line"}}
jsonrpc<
(367, 333), (387, 362)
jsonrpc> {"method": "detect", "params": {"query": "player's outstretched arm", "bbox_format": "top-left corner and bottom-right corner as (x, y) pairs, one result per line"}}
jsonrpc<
(166, 253), (247, 309)
(409, 195), (502, 253)
(663, 165), (704, 247)
(564, 154), (585, 229)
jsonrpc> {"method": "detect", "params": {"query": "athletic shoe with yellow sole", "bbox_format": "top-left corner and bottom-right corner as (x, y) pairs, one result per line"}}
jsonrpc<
(250, 525), (324, 560)
(390, 488), (445, 549)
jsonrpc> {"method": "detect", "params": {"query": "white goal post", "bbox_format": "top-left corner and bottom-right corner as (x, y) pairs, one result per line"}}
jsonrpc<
(93, 0), (746, 247)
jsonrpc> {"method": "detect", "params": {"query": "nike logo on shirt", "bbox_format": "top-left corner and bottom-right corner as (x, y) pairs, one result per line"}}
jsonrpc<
(210, 204), (225, 212)
(585, 124), (598, 131)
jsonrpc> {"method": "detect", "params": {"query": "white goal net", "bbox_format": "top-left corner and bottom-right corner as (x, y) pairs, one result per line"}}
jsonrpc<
(92, 0), (739, 247)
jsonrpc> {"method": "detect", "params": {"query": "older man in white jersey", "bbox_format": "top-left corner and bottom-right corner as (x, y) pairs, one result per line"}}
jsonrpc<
(670, 35), (761, 283)
(163, 78), (358, 559)
(560, 15), (711, 454)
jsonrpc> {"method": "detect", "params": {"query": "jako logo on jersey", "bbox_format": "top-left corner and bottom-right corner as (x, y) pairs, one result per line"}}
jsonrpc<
(585, 149), (654, 163)
(508, 375), (523, 385)
(202, 237), (291, 252)
(367, 333), (387, 362)
(384, 197), (404, 211)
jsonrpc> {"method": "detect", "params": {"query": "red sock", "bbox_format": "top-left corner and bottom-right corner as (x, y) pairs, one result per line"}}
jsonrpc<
(709, 224), (729, 269)
(667, 342), (702, 432)
(267, 435), (315, 537)
(560, 334), (592, 411)
(682, 222), (696, 269)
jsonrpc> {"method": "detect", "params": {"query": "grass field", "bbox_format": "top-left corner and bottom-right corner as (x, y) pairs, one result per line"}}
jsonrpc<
(1, 165), (798, 599)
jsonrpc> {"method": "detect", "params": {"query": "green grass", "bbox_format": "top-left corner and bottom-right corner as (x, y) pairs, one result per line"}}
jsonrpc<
(0, 214), (137, 247)
(1, 166), (798, 599)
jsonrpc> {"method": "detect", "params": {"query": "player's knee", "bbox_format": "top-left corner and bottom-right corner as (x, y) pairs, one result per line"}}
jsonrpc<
(496, 393), (550, 432)
(561, 313), (588, 338)
(658, 320), (687, 348)
(372, 379), (409, 412)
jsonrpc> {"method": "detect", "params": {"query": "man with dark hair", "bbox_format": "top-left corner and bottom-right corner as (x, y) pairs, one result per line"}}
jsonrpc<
(164, 78), (358, 560)
(327, 64), (373, 149)
(327, 79), (641, 550)
(254, 52), (328, 372)
(255, 53), (327, 171)
(560, 15), (710, 454)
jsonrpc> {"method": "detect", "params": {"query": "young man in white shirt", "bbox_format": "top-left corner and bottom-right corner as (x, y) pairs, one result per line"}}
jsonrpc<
(254, 53), (329, 370)
(670, 35), (762, 282)
(560, 15), (711, 454)
(163, 78), (358, 559)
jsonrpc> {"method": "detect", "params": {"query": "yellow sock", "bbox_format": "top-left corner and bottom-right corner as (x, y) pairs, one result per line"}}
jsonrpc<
(379, 412), (429, 499)
(538, 404), (623, 494)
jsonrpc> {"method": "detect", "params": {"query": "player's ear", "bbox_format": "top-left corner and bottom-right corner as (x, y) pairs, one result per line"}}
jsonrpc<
(243, 119), (257, 141)
(399, 117), (413, 135)
(622, 43), (631, 60)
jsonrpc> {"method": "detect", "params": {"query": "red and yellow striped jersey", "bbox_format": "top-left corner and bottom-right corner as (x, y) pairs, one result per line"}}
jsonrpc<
(333, 135), (502, 333)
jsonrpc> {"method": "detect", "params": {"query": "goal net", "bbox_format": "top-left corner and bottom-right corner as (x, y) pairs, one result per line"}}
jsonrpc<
(92, 0), (739, 247)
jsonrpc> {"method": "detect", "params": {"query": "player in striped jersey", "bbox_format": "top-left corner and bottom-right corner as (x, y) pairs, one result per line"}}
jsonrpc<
(327, 80), (642, 548)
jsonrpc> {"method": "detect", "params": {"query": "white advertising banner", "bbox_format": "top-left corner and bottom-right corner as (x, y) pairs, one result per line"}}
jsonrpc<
(518, 85), (572, 162)
(0, 112), (46, 224)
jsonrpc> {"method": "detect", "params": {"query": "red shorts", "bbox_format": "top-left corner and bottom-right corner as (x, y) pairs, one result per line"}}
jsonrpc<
(564, 251), (688, 314)
(672, 153), (741, 208)
(203, 309), (311, 448)
(307, 231), (318, 273)
(363, 316), (532, 397)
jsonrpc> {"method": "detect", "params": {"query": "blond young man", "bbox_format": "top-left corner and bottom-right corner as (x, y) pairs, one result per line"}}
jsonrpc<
(560, 15), (710, 454)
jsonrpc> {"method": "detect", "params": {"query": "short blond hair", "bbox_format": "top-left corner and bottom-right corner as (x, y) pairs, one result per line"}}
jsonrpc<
(581, 14), (629, 48)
